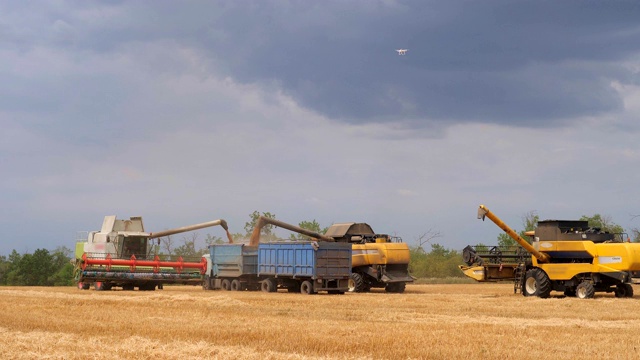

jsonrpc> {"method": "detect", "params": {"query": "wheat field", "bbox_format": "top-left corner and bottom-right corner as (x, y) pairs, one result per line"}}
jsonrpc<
(1, 283), (639, 359)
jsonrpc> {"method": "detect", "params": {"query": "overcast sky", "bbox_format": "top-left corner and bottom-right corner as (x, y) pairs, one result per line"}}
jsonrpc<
(2, 1), (640, 255)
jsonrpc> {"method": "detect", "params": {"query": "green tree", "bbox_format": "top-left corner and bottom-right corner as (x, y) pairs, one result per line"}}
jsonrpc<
(408, 243), (465, 278)
(579, 214), (624, 235)
(244, 211), (278, 241)
(497, 211), (538, 247)
(289, 220), (327, 240)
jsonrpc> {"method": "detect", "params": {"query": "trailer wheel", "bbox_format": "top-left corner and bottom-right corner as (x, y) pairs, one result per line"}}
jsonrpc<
(300, 280), (314, 295)
(94, 282), (105, 291)
(576, 281), (595, 299)
(261, 278), (276, 293)
(230, 279), (241, 291)
(615, 283), (634, 298)
(77, 282), (90, 290)
(221, 279), (231, 291)
(348, 273), (365, 293)
(524, 269), (551, 298)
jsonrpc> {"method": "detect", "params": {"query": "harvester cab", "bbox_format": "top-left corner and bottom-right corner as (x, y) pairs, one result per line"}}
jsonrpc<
(465, 204), (640, 299)
(75, 216), (233, 291)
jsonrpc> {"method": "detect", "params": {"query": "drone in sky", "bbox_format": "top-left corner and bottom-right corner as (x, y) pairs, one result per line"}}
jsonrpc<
(396, 49), (408, 55)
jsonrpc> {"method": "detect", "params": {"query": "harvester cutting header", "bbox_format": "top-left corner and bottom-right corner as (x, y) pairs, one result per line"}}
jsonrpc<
(74, 215), (232, 291)
(460, 204), (640, 299)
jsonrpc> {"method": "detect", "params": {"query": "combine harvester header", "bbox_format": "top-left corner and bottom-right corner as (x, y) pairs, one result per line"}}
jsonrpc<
(460, 204), (640, 299)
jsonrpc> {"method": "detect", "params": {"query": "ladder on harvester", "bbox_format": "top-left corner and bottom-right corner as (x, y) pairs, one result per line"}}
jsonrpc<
(513, 263), (526, 294)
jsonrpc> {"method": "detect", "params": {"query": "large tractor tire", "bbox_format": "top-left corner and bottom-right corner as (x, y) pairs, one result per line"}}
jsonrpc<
(523, 268), (551, 298)
(614, 283), (634, 298)
(348, 273), (365, 293)
(576, 281), (595, 299)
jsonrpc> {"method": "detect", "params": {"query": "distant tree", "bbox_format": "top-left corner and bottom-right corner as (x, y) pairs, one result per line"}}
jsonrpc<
(579, 214), (624, 235)
(288, 220), (327, 240)
(173, 233), (207, 258)
(244, 211), (278, 241)
(409, 243), (464, 278)
(497, 211), (538, 247)
(414, 229), (442, 252)
(160, 235), (175, 256)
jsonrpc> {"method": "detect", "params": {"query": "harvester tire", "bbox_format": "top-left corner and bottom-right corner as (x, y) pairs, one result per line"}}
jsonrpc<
(576, 281), (595, 299)
(221, 279), (231, 291)
(615, 283), (634, 298)
(300, 280), (314, 295)
(230, 279), (241, 291)
(94, 282), (105, 291)
(77, 282), (90, 290)
(523, 269), (551, 298)
(348, 273), (365, 293)
(261, 278), (276, 293)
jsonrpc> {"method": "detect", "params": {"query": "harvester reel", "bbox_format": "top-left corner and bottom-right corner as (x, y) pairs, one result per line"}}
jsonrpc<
(523, 269), (551, 298)
(576, 281), (595, 299)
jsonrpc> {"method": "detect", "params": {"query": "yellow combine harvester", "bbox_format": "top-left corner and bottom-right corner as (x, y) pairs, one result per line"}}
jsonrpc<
(461, 205), (640, 299)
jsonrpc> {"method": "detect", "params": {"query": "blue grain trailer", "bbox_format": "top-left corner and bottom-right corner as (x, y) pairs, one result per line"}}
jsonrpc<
(258, 241), (352, 294)
(203, 244), (261, 291)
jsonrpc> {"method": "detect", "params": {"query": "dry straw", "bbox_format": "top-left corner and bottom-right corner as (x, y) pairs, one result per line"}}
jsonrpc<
(1, 284), (639, 359)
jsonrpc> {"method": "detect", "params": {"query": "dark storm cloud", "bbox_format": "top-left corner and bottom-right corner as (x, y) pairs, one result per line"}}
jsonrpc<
(192, 1), (640, 127)
(3, 1), (640, 129)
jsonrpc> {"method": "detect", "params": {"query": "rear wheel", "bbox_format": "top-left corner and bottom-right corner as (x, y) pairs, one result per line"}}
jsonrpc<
(348, 273), (365, 293)
(261, 278), (276, 293)
(230, 279), (241, 291)
(576, 281), (595, 299)
(300, 280), (314, 295)
(523, 269), (551, 298)
(615, 283), (634, 298)
(221, 279), (231, 291)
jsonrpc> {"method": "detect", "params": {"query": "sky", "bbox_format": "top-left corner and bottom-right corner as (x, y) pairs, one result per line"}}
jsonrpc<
(2, 1), (640, 255)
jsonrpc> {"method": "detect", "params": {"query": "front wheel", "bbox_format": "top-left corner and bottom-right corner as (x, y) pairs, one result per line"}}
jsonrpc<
(523, 268), (551, 298)
(348, 273), (365, 293)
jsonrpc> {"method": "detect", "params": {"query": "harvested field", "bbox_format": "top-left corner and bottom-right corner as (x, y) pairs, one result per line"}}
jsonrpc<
(1, 284), (640, 359)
